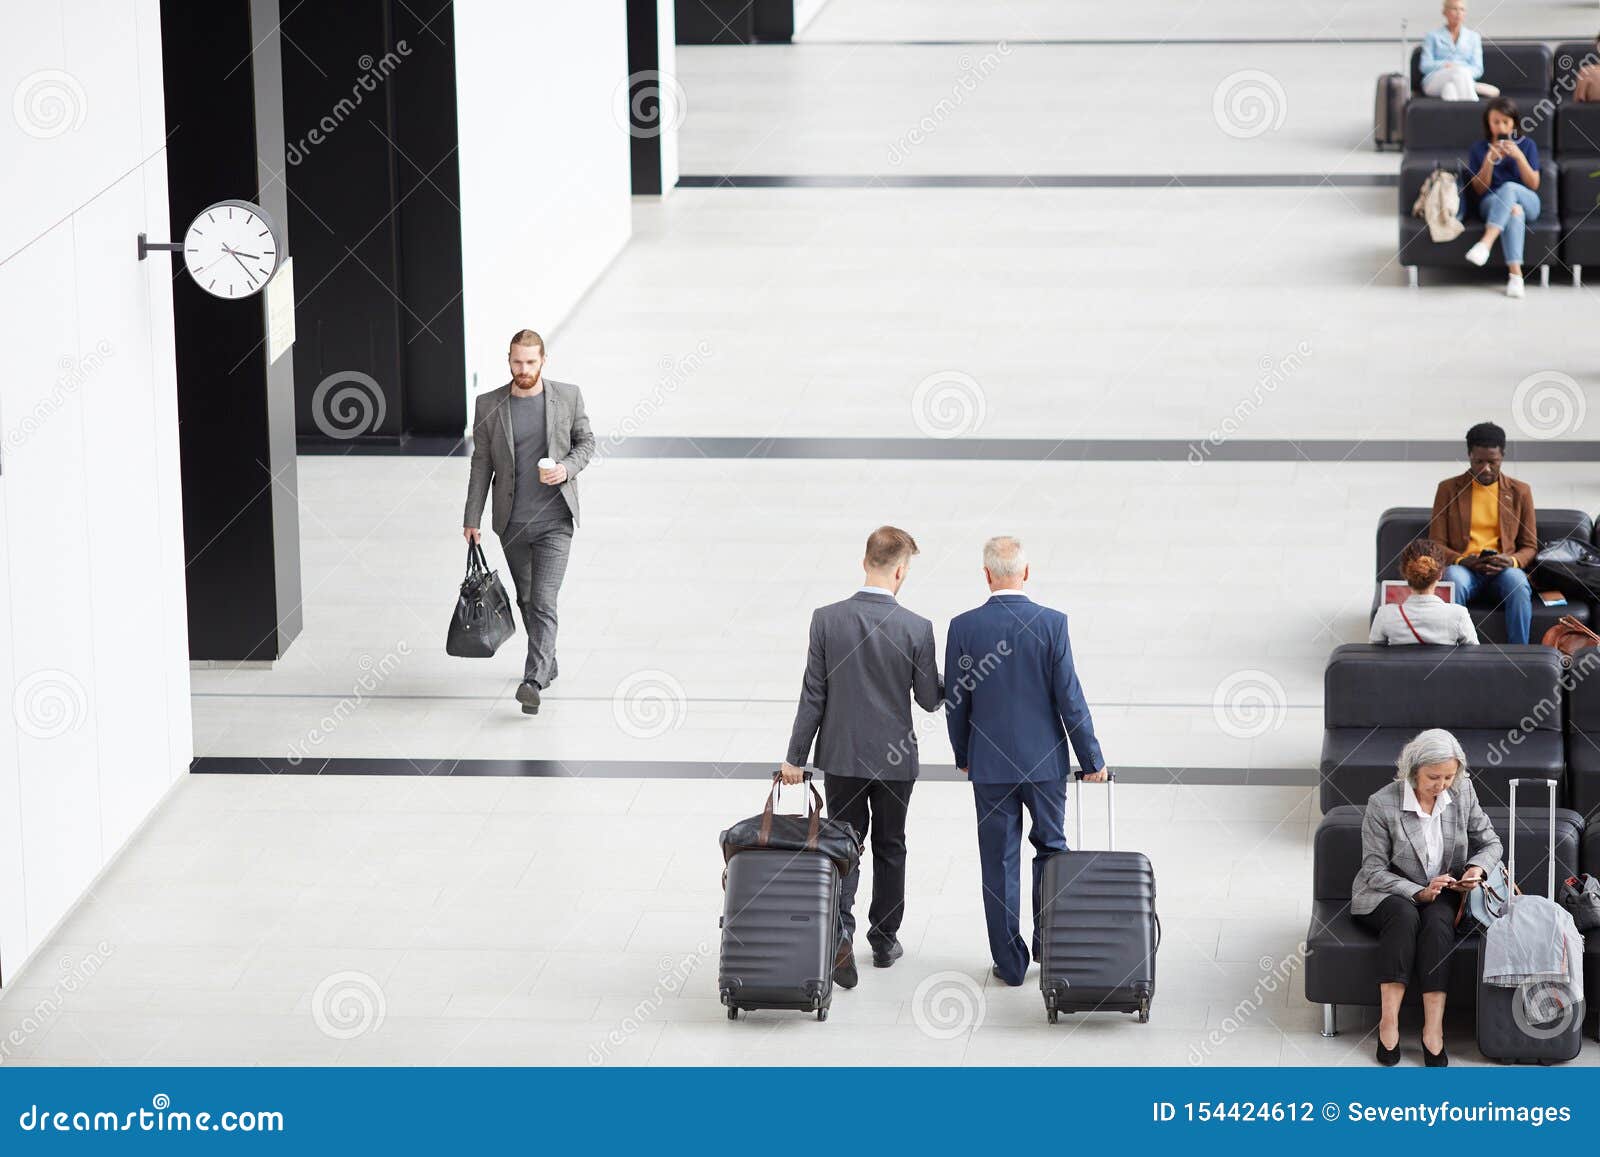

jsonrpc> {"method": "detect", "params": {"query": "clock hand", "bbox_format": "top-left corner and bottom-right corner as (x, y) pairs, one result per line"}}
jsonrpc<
(227, 249), (256, 281)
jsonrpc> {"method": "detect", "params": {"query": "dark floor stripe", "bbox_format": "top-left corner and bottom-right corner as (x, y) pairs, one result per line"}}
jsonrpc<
(190, 756), (1314, 786)
(594, 436), (1600, 463)
(294, 436), (1600, 463)
(792, 36), (1587, 47)
(299, 434), (467, 457)
(676, 173), (1396, 189)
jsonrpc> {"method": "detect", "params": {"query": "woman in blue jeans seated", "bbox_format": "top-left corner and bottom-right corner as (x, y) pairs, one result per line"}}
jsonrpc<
(1462, 97), (1541, 298)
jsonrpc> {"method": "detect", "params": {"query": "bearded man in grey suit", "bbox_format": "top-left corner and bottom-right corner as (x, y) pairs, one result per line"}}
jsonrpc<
(464, 329), (594, 715)
(782, 526), (943, 988)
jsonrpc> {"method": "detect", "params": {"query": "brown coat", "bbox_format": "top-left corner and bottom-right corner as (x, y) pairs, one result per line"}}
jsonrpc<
(1428, 470), (1538, 568)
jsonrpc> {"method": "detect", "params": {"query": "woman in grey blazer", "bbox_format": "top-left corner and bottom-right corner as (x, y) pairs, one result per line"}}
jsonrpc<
(1351, 729), (1501, 1067)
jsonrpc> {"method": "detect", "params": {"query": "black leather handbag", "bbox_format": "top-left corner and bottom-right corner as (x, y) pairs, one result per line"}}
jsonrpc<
(719, 773), (861, 878)
(1559, 873), (1600, 933)
(1532, 537), (1600, 601)
(445, 541), (516, 657)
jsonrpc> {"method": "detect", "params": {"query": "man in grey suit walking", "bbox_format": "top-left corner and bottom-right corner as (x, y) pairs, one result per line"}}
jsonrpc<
(782, 526), (943, 988)
(463, 329), (594, 715)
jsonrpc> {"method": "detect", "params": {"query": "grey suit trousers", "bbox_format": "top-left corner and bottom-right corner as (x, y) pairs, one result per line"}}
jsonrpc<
(501, 519), (573, 687)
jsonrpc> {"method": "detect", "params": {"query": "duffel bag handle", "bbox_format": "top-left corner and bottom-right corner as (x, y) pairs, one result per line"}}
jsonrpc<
(760, 770), (822, 851)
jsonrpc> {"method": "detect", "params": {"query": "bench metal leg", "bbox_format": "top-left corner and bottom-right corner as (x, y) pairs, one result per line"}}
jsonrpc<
(1540, 264), (1550, 289)
(1321, 1004), (1338, 1037)
(1406, 265), (1418, 289)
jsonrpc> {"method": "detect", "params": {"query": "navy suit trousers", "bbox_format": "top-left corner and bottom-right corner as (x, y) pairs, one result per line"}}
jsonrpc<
(971, 778), (1069, 984)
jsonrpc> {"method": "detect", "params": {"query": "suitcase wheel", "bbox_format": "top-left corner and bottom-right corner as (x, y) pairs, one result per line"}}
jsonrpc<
(816, 1008), (828, 1022)
(726, 1005), (739, 1021)
(1137, 998), (1151, 1024)
(1047, 1008), (1059, 1025)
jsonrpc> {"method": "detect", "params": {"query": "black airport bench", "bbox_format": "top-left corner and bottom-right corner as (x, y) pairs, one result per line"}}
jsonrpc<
(1372, 507), (1594, 643)
(1564, 647), (1600, 828)
(1405, 42), (1553, 155)
(1306, 801), (1593, 1040)
(1321, 644), (1566, 814)
(1398, 157), (1560, 286)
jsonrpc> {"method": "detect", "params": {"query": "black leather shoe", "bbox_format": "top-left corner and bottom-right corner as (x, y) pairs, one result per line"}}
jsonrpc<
(1376, 1034), (1401, 1067)
(991, 965), (1024, 987)
(833, 942), (858, 990)
(872, 941), (904, 968)
(1422, 1041), (1448, 1067)
(515, 681), (541, 715)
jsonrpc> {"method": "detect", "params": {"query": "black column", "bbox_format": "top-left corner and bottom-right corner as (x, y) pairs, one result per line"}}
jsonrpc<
(677, 0), (792, 44)
(627, 0), (666, 195)
(390, 1), (466, 437)
(281, 0), (465, 447)
(160, 0), (303, 661)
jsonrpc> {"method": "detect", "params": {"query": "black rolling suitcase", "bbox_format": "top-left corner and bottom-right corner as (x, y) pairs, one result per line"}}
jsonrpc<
(1039, 775), (1160, 1024)
(1476, 778), (1585, 1064)
(1373, 19), (1410, 151)
(717, 773), (859, 1022)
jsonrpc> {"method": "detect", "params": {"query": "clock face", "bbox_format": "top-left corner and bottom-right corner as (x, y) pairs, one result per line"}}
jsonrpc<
(182, 200), (282, 299)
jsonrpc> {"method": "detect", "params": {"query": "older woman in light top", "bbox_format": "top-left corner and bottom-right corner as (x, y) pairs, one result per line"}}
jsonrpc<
(1420, 0), (1485, 100)
(1351, 730), (1502, 1067)
(1369, 549), (1478, 645)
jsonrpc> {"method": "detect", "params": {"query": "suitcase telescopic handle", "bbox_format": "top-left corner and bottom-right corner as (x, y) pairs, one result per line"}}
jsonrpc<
(1507, 778), (1559, 901)
(1072, 770), (1115, 852)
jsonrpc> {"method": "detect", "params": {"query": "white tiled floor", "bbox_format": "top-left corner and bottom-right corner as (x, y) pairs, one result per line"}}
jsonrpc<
(3, 774), (1589, 1065)
(533, 187), (1598, 444)
(800, 0), (1591, 42)
(188, 457), (1600, 769)
(6, 0), (1598, 1067)
(677, 42), (1404, 176)
(11, 773), (1582, 1067)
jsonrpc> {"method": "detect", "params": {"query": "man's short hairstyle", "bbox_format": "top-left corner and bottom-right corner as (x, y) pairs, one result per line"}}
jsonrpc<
(864, 526), (919, 571)
(1466, 421), (1506, 452)
(983, 535), (1026, 578)
(508, 329), (545, 354)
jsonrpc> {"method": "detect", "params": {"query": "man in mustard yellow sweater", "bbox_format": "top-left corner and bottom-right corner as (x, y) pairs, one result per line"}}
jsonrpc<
(1429, 422), (1538, 643)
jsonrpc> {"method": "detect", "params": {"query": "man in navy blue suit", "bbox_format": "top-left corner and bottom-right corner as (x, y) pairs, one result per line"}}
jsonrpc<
(944, 535), (1108, 986)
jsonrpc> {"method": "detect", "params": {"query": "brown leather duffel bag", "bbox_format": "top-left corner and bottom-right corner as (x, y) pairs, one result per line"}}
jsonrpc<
(1540, 614), (1600, 663)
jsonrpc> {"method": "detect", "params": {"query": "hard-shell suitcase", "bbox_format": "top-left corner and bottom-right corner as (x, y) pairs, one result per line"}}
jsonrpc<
(1476, 778), (1585, 1064)
(718, 775), (842, 1021)
(1374, 19), (1410, 151)
(1039, 775), (1160, 1024)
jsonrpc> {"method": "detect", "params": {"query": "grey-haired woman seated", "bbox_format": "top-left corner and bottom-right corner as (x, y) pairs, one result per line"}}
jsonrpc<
(1350, 729), (1502, 1067)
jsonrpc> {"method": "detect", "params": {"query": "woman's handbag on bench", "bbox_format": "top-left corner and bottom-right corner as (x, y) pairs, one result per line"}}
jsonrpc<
(1539, 614), (1600, 664)
(1455, 859), (1515, 936)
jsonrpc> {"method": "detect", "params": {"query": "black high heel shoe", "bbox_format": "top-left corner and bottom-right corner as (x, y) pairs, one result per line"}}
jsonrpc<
(1422, 1040), (1449, 1067)
(1376, 1034), (1401, 1066)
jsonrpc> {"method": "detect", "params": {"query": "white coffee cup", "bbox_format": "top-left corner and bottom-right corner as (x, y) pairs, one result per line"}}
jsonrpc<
(538, 457), (555, 471)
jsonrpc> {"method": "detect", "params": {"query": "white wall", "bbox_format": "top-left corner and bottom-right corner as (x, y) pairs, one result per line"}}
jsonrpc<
(794, 0), (831, 37)
(657, 0), (680, 192)
(0, 0), (191, 983)
(454, 1), (634, 399)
